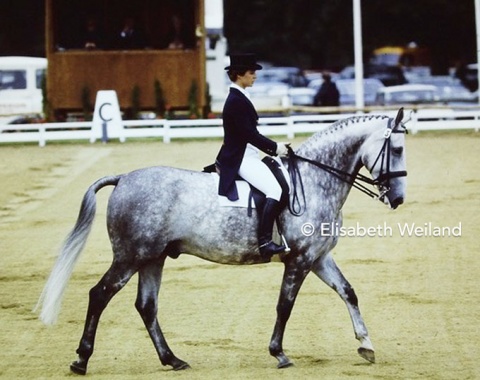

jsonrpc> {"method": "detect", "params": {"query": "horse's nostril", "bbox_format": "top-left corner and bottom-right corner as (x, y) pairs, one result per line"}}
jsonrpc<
(391, 197), (404, 209)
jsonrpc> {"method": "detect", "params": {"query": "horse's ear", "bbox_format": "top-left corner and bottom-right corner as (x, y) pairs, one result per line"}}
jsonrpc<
(394, 107), (404, 128)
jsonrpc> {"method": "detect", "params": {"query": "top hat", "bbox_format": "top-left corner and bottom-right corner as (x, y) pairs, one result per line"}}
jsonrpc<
(225, 53), (263, 71)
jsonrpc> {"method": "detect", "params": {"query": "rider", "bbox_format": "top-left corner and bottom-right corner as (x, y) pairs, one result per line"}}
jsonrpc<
(215, 53), (290, 258)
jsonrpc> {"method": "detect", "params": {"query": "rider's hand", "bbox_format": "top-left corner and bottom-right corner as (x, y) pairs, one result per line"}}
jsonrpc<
(276, 142), (291, 156)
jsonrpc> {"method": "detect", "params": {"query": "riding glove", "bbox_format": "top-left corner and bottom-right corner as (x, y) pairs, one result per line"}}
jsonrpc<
(276, 142), (290, 156)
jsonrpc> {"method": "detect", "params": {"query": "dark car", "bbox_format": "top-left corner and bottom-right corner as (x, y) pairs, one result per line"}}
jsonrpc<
(340, 64), (407, 86)
(366, 64), (407, 86)
(456, 63), (478, 92)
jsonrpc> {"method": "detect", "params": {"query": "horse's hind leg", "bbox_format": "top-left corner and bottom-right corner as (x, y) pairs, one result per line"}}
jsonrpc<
(70, 261), (137, 375)
(135, 260), (190, 371)
(312, 253), (375, 363)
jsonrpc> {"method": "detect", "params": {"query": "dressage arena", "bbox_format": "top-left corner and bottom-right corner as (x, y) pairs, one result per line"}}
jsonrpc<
(0, 130), (479, 379)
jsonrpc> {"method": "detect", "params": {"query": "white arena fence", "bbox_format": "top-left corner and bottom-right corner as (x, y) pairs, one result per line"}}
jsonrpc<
(0, 108), (479, 147)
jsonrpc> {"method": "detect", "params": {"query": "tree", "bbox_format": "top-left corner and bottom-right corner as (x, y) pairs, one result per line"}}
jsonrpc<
(224, 0), (476, 71)
(0, 0), (45, 57)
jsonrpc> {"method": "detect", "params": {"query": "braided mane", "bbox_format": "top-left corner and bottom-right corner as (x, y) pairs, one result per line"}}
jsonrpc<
(326, 114), (388, 132)
(298, 114), (389, 153)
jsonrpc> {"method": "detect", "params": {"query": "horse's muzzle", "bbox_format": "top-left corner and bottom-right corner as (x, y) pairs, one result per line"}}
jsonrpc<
(390, 196), (404, 210)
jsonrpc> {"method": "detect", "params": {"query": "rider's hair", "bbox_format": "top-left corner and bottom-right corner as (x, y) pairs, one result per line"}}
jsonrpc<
(227, 69), (248, 82)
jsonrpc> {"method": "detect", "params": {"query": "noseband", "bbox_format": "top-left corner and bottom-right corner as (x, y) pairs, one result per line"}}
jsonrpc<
(286, 117), (407, 216)
(370, 118), (408, 198)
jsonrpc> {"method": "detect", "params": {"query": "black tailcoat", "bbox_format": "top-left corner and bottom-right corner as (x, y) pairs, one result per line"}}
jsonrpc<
(216, 88), (277, 201)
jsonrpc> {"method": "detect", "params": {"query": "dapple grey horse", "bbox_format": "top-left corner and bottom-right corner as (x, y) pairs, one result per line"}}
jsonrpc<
(36, 108), (407, 375)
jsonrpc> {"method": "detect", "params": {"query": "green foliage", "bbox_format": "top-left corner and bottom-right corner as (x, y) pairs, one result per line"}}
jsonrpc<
(0, 1), (476, 76)
(224, 0), (476, 71)
(188, 80), (199, 118)
(203, 82), (212, 118)
(81, 86), (93, 121)
(154, 79), (166, 118)
(131, 85), (141, 119)
(40, 73), (52, 121)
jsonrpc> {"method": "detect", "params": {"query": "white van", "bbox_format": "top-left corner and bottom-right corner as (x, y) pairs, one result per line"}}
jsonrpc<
(0, 56), (47, 118)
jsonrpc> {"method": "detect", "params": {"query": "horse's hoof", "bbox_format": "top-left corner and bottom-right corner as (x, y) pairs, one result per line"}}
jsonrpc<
(275, 353), (294, 369)
(277, 361), (294, 369)
(173, 361), (191, 371)
(357, 347), (375, 363)
(70, 360), (87, 375)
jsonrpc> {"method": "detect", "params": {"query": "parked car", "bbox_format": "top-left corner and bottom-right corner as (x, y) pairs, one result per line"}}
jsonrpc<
(308, 78), (384, 106)
(255, 66), (309, 88)
(0, 56), (47, 117)
(336, 78), (384, 106)
(249, 80), (290, 108)
(287, 87), (316, 106)
(249, 66), (315, 107)
(375, 84), (439, 106)
(408, 75), (476, 104)
(340, 64), (407, 86)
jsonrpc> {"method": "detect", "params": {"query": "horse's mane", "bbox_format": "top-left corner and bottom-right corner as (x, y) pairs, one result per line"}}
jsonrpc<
(330, 114), (388, 129)
(299, 114), (389, 152)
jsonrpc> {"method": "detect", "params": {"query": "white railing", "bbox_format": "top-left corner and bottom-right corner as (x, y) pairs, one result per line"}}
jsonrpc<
(1, 108), (479, 147)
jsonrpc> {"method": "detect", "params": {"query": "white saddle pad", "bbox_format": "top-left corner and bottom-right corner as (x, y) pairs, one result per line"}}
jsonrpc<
(211, 174), (255, 208)
(212, 156), (290, 208)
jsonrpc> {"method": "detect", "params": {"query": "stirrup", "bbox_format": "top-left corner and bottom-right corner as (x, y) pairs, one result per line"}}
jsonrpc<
(259, 240), (286, 257)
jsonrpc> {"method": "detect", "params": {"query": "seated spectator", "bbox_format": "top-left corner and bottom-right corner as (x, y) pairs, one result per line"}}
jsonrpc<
(116, 16), (147, 49)
(167, 14), (185, 49)
(79, 16), (104, 49)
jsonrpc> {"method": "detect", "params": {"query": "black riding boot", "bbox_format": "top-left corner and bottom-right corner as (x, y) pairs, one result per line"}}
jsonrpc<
(258, 198), (286, 258)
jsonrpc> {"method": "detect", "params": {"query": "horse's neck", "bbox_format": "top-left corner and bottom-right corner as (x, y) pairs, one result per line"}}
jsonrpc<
(297, 117), (382, 172)
(293, 116), (386, 207)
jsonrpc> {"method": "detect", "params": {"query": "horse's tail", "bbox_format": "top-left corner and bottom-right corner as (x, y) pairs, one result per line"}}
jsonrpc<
(34, 175), (121, 325)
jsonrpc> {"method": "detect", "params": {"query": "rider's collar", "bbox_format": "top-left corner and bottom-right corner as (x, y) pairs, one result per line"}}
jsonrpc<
(230, 83), (251, 100)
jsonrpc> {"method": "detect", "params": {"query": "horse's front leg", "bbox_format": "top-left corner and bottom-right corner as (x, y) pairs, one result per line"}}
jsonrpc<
(269, 255), (310, 368)
(312, 252), (375, 363)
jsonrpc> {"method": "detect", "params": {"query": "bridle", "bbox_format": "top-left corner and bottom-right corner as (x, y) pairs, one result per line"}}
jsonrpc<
(369, 118), (408, 198)
(286, 117), (408, 216)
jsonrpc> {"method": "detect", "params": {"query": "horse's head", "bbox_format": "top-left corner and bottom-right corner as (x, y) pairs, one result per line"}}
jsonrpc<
(362, 108), (407, 209)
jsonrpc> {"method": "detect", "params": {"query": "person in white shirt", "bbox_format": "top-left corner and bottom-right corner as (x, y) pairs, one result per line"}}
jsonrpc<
(215, 53), (290, 258)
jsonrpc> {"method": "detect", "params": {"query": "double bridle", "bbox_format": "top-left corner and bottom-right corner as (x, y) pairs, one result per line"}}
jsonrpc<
(369, 118), (408, 196)
(286, 117), (408, 216)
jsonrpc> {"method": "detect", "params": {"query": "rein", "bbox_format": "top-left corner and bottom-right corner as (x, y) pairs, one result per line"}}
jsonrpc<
(286, 117), (407, 216)
(286, 148), (378, 216)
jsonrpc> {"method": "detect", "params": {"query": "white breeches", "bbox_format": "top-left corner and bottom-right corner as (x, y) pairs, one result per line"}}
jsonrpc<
(238, 144), (282, 201)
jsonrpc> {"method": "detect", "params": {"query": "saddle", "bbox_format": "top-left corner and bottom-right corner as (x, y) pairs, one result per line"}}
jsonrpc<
(203, 156), (290, 218)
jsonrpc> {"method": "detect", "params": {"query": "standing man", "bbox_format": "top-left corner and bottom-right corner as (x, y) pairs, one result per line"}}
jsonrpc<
(215, 53), (290, 259)
(313, 72), (340, 107)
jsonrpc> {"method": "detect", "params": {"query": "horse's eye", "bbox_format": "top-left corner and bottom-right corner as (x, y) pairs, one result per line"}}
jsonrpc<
(391, 147), (403, 156)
